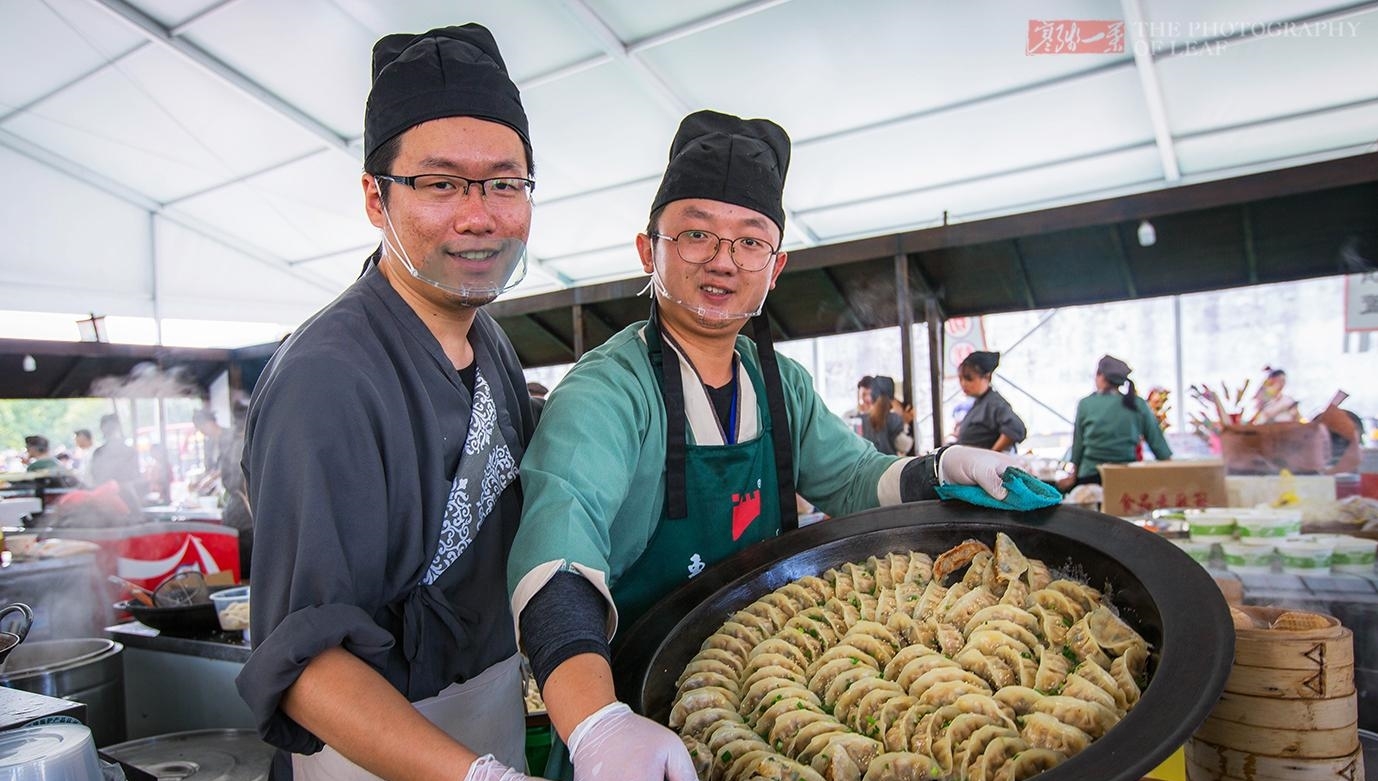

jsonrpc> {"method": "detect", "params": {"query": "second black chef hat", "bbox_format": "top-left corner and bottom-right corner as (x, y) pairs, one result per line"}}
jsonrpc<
(651, 110), (790, 233)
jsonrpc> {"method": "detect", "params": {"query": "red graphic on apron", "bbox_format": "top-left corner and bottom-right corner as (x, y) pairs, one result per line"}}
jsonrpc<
(731, 490), (761, 541)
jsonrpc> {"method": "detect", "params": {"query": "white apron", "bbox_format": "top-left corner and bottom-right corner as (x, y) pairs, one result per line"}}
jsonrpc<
(290, 651), (526, 779)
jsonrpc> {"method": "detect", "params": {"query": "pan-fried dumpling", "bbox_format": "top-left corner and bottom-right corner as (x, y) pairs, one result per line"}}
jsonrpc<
(963, 735), (1027, 781)
(868, 555), (895, 591)
(744, 677), (815, 721)
(998, 577), (1030, 607)
(1028, 589), (1086, 625)
(809, 645), (879, 678)
(961, 551), (995, 589)
(903, 553), (934, 585)
(726, 749), (826, 781)
(720, 620), (768, 649)
(893, 652), (959, 693)
(1059, 671), (1118, 713)
(1034, 646), (1070, 693)
(696, 646), (749, 676)
(679, 670), (741, 698)
(821, 597), (863, 632)
(702, 632), (754, 665)
(860, 752), (942, 781)
(711, 736), (770, 780)
(1031, 695), (1119, 738)
(742, 664), (807, 693)
(964, 604), (1041, 635)
(992, 686), (1042, 716)
(767, 708), (832, 752)
(966, 619), (1040, 653)
(1063, 617), (1113, 670)
(748, 686), (820, 722)
(992, 533), (1029, 584)
(1046, 579), (1102, 613)
(671, 685), (740, 728)
(823, 666), (883, 709)
(810, 657), (872, 699)
(944, 586), (1000, 628)
(1026, 558), (1052, 590)
(991, 747), (1066, 781)
(839, 631), (897, 668)
(748, 640), (810, 673)
(682, 733), (712, 780)
(742, 599), (790, 629)
(930, 711), (1004, 772)
(1071, 659), (1127, 712)
(834, 676), (904, 727)
(1109, 643), (1147, 710)
(756, 695), (825, 738)
(787, 717), (848, 757)
(682, 707), (743, 742)
(1087, 605), (1148, 657)
(679, 657), (740, 687)
(912, 581), (948, 621)
(1020, 711), (1091, 755)
(954, 723), (1020, 774)
(808, 733), (881, 781)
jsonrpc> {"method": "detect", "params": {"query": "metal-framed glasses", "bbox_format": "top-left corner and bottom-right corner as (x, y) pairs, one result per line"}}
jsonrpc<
(649, 230), (778, 271)
(372, 173), (535, 205)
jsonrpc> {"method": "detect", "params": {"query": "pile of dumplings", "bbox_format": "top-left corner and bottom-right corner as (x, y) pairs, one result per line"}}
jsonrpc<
(670, 533), (1149, 781)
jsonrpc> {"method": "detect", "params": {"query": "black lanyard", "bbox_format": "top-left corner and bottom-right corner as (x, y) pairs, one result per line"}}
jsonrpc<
(646, 302), (798, 530)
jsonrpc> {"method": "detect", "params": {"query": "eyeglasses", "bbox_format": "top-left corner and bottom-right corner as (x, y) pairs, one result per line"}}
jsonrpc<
(649, 230), (778, 271)
(372, 173), (535, 205)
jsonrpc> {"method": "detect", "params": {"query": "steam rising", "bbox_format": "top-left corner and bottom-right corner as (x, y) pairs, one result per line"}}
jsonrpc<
(89, 361), (201, 398)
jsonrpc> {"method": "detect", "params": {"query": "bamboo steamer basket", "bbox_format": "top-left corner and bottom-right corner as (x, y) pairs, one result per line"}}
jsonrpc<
(1187, 606), (1362, 781)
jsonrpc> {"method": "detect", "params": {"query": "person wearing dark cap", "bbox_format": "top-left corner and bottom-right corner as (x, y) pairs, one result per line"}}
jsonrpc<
(505, 110), (1020, 781)
(236, 24), (542, 781)
(955, 351), (1026, 453)
(1066, 354), (1172, 485)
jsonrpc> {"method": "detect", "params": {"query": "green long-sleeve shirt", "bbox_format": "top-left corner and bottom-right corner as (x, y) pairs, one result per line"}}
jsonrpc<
(1070, 391), (1172, 479)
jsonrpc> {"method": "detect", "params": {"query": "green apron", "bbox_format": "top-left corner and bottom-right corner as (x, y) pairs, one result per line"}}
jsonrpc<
(544, 307), (798, 779)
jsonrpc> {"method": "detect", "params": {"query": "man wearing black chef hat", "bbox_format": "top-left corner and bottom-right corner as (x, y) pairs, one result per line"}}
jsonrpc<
(955, 350), (1027, 453)
(238, 24), (544, 781)
(507, 110), (1021, 780)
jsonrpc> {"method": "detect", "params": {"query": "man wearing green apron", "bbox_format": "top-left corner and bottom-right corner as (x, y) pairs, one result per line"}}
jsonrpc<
(506, 110), (1019, 781)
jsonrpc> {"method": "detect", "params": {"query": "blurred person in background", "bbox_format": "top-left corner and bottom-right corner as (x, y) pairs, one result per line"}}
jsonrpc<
(954, 351), (1025, 453)
(861, 375), (914, 455)
(527, 381), (549, 425)
(1063, 354), (1172, 488)
(22, 435), (60, 472)
(1249, 366), (1301, 424)
(72, 428), (95, 482)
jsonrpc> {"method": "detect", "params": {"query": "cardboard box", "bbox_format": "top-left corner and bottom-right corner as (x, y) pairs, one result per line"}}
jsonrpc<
(1098, 460), (1228, 517)
(1219, 422), (1331, 475)
(1226, 474), (1337, 523)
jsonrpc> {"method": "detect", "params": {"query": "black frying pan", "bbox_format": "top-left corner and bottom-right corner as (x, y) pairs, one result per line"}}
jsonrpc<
(611, 501), (1233, 781)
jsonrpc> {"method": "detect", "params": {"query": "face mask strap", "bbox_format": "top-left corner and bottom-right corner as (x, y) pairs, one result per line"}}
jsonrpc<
(377, 200), (528, 299)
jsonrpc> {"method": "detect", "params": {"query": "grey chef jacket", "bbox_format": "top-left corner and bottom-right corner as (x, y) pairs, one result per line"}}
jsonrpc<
(236, 256), (535, 756)
(956, 388), (1026, 451)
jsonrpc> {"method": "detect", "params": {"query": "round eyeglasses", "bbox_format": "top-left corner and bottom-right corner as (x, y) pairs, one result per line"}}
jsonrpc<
(649, 230), (778, 272)
(373, 173), (535, 205)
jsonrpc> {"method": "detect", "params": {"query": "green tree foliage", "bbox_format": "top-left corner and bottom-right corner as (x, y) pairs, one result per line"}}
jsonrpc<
(0, 399), (113, 463)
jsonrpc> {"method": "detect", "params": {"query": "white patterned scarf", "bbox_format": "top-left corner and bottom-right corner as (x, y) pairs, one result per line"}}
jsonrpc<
(423, 368), (519, 585)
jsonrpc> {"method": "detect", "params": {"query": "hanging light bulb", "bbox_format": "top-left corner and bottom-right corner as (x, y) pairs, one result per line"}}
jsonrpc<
(22, 354), (37, 372)
(1137, 220), (1157, 247)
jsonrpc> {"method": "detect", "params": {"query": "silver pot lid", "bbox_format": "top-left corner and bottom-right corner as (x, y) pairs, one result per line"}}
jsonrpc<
(102, 729), (272, 781)
(0, 638), (120, 678)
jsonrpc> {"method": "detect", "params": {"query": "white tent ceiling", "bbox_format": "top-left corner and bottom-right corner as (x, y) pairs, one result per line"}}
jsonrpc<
(2, 0), (1375, 342)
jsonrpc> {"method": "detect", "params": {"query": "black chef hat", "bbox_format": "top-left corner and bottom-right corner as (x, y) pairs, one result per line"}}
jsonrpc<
(364, 23), (530, 162)
(651, 110), (790, 233)
(962, 351), (1001, 375)
(1098, 354), (1133, 386)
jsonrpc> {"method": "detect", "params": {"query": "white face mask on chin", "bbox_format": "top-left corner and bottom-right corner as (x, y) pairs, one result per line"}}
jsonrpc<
(380, 202), (529, 302)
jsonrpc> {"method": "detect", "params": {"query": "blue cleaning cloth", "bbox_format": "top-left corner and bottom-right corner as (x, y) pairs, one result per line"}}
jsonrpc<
(935, 467), (1062, 511)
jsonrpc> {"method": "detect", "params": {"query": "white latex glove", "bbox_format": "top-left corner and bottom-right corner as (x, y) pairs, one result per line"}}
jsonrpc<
(465, 753), (548, 781)
(938, 445), (1023, 501)
(568, 702), (697, 781)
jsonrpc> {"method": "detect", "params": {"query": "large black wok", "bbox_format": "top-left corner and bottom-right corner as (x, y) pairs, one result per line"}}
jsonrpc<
(611, 501), (1233, 781)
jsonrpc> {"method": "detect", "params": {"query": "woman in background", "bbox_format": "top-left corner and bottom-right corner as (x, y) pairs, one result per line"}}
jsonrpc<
(955, 351), (1026, 453)
(860, 376), (913, 456)
(1067, 355), (1172, 485)
(1250, 366), (1301, 424)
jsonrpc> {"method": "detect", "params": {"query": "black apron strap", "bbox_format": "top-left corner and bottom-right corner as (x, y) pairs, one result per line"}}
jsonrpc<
(750, 313), (798, 532)
(647, 303), (689, 520)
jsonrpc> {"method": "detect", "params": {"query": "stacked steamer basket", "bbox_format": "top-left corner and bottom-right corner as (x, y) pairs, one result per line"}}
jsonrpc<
(1186, 605), (1362, 781)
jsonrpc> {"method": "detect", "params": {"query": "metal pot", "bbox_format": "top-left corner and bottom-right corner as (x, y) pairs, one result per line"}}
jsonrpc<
(611, 502), (1234, 781)
(0, 602), (33, 665)
(102, 729), (274, 781)
(0, 638), (126, 747)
